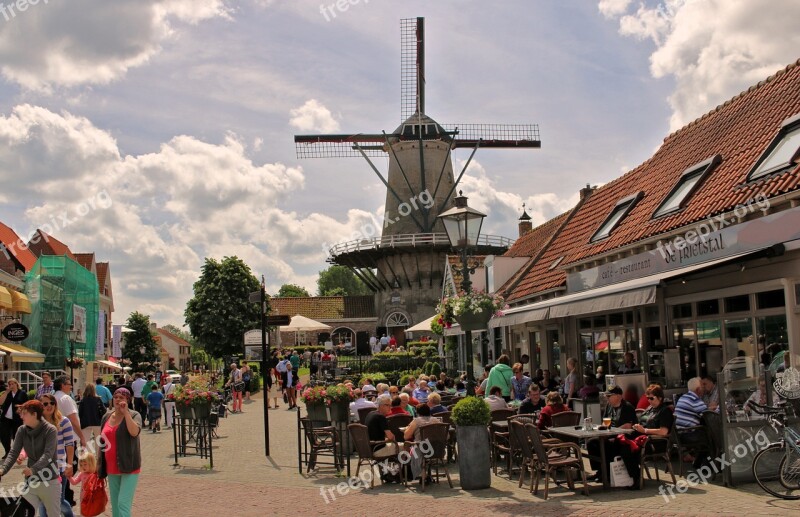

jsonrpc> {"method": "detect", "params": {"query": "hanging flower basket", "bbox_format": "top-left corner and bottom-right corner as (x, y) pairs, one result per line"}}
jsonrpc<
(65, 357), (85, 369)
(436, 289), (506, 331)
(455, 308), (493, 331)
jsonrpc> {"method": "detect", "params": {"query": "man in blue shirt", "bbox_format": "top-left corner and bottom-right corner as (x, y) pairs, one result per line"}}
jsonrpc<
(675, 377), (709, 468)
(146, 384), (165, 432)
(95, 378), (113, 407)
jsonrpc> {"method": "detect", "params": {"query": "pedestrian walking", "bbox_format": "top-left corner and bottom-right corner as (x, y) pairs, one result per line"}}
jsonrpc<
(98, 388), (142, 517)
(40, 392), (77, 517)
(0, 378), (27, 458)
(78, 384), (106, 444)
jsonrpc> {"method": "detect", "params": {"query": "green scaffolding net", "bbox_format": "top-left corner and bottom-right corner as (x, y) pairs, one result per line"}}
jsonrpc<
(22, 255), (99, 370)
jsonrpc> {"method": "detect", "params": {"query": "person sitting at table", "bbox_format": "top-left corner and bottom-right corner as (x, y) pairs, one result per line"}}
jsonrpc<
(578, 375), (600, 399)
(403, 404), (437, 481)
(400, 387), (420, 406)
(510, 363), (532, 402)
(587, 386), (636, 480)
(361, 378), (377, 392)
(376, 383), (391, 401)
(399, 393), (416, 417)
(675, 377), (710, 468)
(365, 398), (398, 459)
(485, 386), (509, 412)
(536, 391), (568, 429)
(427, 393), (448, 415)
(518, 385), (546, 415)
(617, 352), (642, 374)
(388, 396), (409, 416)
(618, 384), (673, 490)
(413, 381), (431, 403)
(349, 388), (377, 418)
(455, 381), (466, 396)
(537, 369), (558, 394)
(404, 376), (417, 392)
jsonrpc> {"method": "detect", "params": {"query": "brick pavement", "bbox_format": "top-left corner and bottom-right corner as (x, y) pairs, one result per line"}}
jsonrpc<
(1, 395), (795, 515)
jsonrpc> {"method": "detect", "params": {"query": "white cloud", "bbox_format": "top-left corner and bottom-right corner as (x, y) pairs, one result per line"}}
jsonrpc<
(598, 0), (634, 18)
(0, 0), (228, 91)
(289, 99), (340, 133)
(601, 0), (800, 130)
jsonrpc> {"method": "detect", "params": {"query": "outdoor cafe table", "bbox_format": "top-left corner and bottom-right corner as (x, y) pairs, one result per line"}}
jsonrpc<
(548, 426), (633, 489)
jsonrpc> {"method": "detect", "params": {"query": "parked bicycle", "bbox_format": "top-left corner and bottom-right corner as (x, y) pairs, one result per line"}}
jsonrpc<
(749, 400), (800, 499)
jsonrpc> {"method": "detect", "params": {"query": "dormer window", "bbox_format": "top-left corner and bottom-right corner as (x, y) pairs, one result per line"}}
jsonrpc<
(653, 154), (721, 218)
(590, 192), (642, 243)
(748, 114), (800, 181)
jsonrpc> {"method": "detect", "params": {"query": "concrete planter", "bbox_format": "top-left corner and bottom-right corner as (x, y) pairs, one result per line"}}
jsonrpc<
(456, 425), (491, 490)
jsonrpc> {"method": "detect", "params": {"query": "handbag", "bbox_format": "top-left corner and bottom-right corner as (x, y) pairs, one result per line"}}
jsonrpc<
(610, 456), (634, 487)
(80, 474), (108, 517)
(233, 381), (245, 393)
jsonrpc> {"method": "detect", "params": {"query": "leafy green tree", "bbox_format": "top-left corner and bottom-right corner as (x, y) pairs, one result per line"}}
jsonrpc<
(277, 283), (310, 297)
(123, 312), (159, 372)
(317, 265), (371, 296)
(184, 256), (261, 358)
(161, 324), (194, 344)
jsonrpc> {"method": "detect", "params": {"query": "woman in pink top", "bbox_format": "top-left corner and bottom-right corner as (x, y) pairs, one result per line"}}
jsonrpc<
(98, 388), (141, 517)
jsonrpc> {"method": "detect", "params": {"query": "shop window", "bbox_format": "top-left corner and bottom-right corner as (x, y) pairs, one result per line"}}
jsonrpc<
(644, 306), (660, 323)
(593, 315), (607, 327)
(724, 318), (754, 360)
(697, 299), (720, 316)
(579, 318), (592, 330)
(672, 303), (692, 319)
(609, 312), (624, 326)
(756, 289), (785, 309)
(724, 294), (750, 313)
(653, 155), (721, 218)
(756, 315), (788, 368)
(626, 311), (634, 325)
(748, 114), (800, 181)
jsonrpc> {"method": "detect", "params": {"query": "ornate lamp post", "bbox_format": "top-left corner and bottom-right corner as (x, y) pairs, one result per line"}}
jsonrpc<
(65, 324), (80, 391)
(438, 192), (487, 396)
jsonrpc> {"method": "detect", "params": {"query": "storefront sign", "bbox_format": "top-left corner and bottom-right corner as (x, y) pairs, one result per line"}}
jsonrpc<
(244, 329), (268, 345)
(567, 206), (800, 292)
(1, 323), (29, 342)
(72, 304), (87, 343)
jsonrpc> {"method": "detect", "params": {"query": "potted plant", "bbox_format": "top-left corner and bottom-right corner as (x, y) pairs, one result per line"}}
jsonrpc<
(300, 386), (329, 423)
(65, 357), (85, 369)
(451, 396), (492, 489)
(173, 384), (219, 420)
(324, 385), (355, 422)
(436, 289), (506, 331)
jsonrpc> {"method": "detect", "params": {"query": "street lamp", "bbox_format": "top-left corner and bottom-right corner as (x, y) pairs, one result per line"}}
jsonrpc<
(438, 191), (487, 396)
(65, 324), (80, 391)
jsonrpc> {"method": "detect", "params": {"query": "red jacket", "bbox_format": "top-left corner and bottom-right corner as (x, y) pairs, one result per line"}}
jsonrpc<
(537, 403), (567, 429)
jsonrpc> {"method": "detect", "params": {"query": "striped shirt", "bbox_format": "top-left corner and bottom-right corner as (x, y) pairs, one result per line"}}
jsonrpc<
(56, 416), (77, 472)
(675, 391), (707, 428)
(36, 383), (54, 398)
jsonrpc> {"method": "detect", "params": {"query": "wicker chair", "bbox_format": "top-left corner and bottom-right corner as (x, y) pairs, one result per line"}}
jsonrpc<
(550, 411), (582, 428)
(417, 423), (453, 491)
(300, 418), (341, 472)
(526, 423), (588, 499)
(358, 407), (377, 425)
(387, 414), (413, 443)
(349, 423), (402, 488)
(672, 421), (710, 477)
(639, 432), (677, 486)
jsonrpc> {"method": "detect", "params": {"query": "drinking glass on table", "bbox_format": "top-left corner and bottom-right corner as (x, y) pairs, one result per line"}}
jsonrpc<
(602, 417), (612, 427)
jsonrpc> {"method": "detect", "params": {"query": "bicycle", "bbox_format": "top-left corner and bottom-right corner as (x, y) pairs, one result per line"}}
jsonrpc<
(749, 401), (800, 499)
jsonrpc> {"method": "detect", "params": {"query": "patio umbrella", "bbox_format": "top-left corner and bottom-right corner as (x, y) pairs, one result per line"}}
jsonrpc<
(407, 314), (437, 332)
(280, 315), (331, 346)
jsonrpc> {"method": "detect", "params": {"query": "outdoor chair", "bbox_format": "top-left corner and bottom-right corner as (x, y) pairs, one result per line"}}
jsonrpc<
(433, 410), (452, 425)
(550, 411), (581, 428)
(300, 417), (341, 473)
(510, 420), (535, 488)
(358, 407), (377, 425)
(416, 422), (453, 491)
(387, 414), (413, 443)
(635, 408), (645, 418)
(639, 432), (677, 487)
(526, 423), (588, 500)
(701, 410), (724, 474)
(672, 421), (711, 477)
(349, 423), (403, 488)
(491, 409), (516, 422)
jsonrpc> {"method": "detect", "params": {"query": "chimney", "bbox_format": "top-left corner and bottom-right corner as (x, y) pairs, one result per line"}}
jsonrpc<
(150, 322), (157, 331)
(518, 203), (532, 237)
(580, 183), (595, 201)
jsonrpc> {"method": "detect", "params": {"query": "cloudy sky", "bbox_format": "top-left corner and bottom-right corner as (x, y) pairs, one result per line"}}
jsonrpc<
(0, 0), (798, 329)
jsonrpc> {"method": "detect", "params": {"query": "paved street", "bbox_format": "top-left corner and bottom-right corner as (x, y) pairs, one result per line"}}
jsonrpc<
(0, 395), (795, 516)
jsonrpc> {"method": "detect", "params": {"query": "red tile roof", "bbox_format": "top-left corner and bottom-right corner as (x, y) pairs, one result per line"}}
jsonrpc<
(28, 229), (76, 260)
(74, 253), (95, 271)
(506, 58), (800, 302)
(157, 328), (192, 348)
(271, 296), (376, 320)
(0, 222), (37, 271)
(96, 262), (110, 294)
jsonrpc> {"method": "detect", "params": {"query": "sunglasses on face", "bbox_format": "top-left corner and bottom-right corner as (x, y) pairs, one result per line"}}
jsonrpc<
(41, 402), (54, 407)
(647, 396), (656, 400)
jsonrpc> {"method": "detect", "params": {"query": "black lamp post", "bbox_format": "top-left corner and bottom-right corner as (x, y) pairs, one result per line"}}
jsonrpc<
(65, 324), (80, 391)
(438, 191), (487, 396)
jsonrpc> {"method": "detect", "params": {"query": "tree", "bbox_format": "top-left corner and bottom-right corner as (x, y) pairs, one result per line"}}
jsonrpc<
(277, 283), (310, 297)
(161, 324), (194, 344)
(317, 265), (371, 296)
(123, 312), (159, 372)
(184, 256), (261, 359)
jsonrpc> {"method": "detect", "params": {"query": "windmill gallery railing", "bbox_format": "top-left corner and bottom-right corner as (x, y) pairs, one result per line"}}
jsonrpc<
(328, 233), (514, 258)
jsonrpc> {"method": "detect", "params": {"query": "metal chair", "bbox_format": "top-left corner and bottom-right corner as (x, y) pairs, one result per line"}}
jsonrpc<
(701, 410), (724, 466)
(672, 421), (710, 477)
(417, 423), (453, 491)
(639, 432), (677, 486)
(550, 411), (582, 428)
(526, 423), (588, 500)
(300, 417), (341, 472)
(348, 423), (402, 488)
(358, 406), (377, 425)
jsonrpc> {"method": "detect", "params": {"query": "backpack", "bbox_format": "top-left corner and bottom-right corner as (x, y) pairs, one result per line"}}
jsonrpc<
(81, 473), (108, 517)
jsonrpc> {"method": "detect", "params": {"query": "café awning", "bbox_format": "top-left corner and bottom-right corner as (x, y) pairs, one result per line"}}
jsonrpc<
(0, 343), (45, 363)
(94, 359), (123, 370)
(0, 287), (12, 310)
(9, 290), (31, 314)
(407, 315), (437, 332)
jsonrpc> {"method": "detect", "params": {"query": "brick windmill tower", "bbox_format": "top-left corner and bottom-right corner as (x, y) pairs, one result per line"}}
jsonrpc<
(295, 18), (540, 343)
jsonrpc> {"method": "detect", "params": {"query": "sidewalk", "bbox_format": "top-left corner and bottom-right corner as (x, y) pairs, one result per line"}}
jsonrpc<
(0, 394), (791, 515)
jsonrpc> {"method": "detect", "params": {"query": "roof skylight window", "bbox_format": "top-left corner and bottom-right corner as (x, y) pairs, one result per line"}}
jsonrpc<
(653, 155), (721, 218)
(748, 114), (800, 181)
(590, 192), (642, 243)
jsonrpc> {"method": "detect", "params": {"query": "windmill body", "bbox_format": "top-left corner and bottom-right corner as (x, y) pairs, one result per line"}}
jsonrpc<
(295, 18), (539, 343)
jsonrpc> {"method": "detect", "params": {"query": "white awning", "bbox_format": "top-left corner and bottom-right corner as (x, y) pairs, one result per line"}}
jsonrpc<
(94, 359), (123, 370)
(488, 308), (549, 328)
(548, 286), (656, 318)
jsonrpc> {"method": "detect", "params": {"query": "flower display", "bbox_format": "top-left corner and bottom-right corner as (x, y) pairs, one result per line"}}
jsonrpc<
(300, 386), (327, 405)
(172, 383), (219, 408)
(65, 357), (85, 369)
(300, 385), (355, 405)
(436, 289), (506, 328)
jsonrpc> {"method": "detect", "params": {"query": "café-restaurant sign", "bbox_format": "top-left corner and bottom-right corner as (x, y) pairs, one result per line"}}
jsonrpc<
(567, 206), (800, 292)
(2, 323), (29, 342)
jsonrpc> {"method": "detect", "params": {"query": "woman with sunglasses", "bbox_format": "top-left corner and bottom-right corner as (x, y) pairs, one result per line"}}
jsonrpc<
(39, 393), (78, 516)
(617, 384), (673, 489)
(98, 388), (141, 517)
(0, 378), (28, 458)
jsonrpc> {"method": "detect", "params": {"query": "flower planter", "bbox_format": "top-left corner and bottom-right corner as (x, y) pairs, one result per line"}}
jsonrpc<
(328, 402), (350, 423)
(189, 404), (212, 420)
(456, 425), (491, 490)
(305, 403), (330, 424)
(455, 309), (492, 331)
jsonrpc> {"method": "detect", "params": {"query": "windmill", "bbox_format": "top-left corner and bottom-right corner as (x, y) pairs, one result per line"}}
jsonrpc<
(294, 17), (540, 342)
